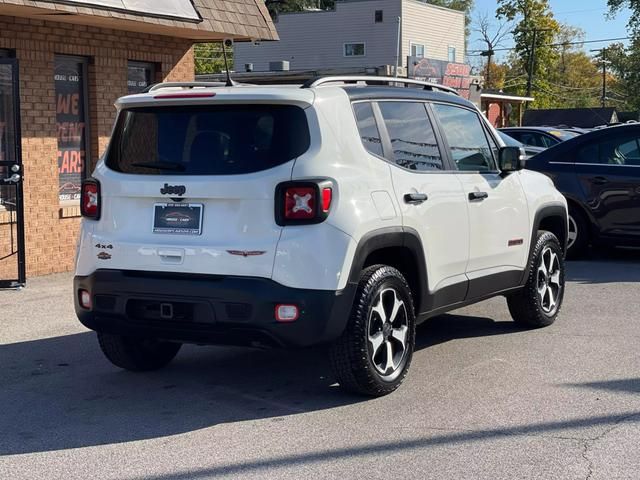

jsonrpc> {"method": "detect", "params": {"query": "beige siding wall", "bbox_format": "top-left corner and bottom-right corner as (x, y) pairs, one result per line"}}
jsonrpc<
(401, 0), (465, 65)
(402, 0), (465, 66)
(234, 0), (402, 72)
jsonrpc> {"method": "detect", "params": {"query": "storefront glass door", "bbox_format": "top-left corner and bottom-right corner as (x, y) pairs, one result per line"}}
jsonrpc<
(0, 58), (26, 287)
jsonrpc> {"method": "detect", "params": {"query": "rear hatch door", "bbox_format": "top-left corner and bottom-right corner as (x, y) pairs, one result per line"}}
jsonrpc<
(93, 101), (311, 278)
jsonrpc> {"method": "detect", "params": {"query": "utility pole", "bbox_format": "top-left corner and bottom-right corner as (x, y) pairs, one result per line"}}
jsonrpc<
(526, 28), (538, 99)
(480, 49), (495, 87)
(590, 47), (607, 108)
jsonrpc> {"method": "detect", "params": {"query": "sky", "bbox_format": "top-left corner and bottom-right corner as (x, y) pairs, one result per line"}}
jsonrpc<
(469, 0), (633, 60)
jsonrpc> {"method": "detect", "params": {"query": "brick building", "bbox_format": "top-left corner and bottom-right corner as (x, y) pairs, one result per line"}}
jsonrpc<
(0, 0), (277, 286)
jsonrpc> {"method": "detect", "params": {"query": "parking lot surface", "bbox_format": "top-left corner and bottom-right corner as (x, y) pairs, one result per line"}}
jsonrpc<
(1, 250), (640, 479)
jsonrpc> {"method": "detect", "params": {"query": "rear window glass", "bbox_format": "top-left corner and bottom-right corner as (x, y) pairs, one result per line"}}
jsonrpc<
(106, 104), (310, 175)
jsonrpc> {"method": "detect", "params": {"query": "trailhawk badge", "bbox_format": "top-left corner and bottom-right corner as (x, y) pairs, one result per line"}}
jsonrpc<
(227, 250), (267, 258)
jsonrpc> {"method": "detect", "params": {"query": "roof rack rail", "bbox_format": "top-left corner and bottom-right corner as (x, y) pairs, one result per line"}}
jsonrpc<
(301, 76), (459, 96)
(146, 81), (227, 92)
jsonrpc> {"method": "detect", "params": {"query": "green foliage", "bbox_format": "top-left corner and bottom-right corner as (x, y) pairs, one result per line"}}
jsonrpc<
(265, 0), (335, 17)
(194, 43), (233, 75)
(608, 0), (640, 39)
(604, 41), (640, 110)
(496, 0), (560, 102)
(498, 20), (603, 109)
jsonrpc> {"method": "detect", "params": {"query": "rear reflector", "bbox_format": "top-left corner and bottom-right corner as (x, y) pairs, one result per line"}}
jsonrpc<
(275, 304), (299, 322)
(79, 289), (92, 310)
(155, 92), (216, 99)
(284, 187), (316, 220)
(322, 187), (332, 212)
(81, 180), (100, 219)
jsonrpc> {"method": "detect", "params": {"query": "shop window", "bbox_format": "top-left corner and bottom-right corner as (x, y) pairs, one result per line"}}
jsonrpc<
(128, 61), (157, 94)
(55, 55), (90, 205)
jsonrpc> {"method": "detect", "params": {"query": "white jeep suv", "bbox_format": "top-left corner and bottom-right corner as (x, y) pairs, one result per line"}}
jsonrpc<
(74, 77), (568, 396)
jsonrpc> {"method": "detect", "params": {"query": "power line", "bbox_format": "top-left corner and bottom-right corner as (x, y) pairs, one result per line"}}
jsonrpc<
(469, 36), (630, 54)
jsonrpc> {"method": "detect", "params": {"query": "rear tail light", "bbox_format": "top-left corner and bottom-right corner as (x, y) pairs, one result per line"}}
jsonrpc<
(275, 180), (333, 226)
(81, 179), (101, 219)
(284, 186), (316, 220)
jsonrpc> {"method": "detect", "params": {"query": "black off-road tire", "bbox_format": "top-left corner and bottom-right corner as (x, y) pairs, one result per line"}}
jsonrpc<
(329, 265), (416, 397)
(507, 231), (565, 328)
(566, 206), (589, 260)
(97, 333), (182, 371)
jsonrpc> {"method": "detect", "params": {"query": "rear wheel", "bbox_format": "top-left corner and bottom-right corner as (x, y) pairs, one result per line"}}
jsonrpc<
(97, 333), (181, 371)
(507, 231), (565, 328)
(330, 265), (416, 397)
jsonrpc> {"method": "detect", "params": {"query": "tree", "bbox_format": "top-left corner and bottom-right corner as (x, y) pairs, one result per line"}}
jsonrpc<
(496, 0), (560, 102)
(194, 43), (233, 75)
(608, 0), (640, 39)
(473, 12), (512, 89)
(265, 0), (335, 18)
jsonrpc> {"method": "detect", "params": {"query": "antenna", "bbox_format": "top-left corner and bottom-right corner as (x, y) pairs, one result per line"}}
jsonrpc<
(221, 38), (236, 87)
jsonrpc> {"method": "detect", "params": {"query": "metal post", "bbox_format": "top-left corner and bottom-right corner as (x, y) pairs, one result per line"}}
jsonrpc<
(395, 16), (401, 78)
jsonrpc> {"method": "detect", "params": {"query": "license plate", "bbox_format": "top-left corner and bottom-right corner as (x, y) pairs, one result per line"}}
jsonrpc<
(153, 203), (203, 235)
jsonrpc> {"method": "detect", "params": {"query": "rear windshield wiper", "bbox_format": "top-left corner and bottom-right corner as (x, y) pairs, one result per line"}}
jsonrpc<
(130, 161), (186, 171)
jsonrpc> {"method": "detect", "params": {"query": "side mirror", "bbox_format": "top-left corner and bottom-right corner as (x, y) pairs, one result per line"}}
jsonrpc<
(499, 146), (526, 172)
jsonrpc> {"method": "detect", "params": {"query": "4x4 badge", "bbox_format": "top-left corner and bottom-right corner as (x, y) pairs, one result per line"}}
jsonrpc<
(160, 184), (186, 196)
(227, 250), (266, 258)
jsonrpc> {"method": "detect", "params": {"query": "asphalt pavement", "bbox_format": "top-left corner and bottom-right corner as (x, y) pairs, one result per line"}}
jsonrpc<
(1, 249), (639, 479)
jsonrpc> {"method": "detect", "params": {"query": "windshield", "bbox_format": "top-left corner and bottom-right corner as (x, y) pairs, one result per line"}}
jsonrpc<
(498, 131), (523, 147)
(106, 104), (310, 175)
(548, 129), (579, 141)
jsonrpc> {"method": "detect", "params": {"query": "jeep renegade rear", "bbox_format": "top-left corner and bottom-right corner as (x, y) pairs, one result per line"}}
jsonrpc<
(75, 78), (568, 396)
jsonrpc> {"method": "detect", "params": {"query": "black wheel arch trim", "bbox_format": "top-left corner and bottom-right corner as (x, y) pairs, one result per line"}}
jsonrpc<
(522, 203), (568, 285)
(347, 227), (429, 314)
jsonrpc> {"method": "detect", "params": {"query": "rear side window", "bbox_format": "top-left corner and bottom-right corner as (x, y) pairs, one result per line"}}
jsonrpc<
(106, 104), (310, 175)
(432, 103), (496, 171)
(378, 101), (443, 171)
(353, 102), (384, 157)
(579, 134), (640, 166)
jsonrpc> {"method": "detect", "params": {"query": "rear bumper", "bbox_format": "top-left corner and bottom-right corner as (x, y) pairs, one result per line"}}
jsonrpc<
(74, 270), (355, 348)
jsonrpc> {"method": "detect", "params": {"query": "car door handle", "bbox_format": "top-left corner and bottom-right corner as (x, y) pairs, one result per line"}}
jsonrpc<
(404, 193), (428, 205)
(590, 176), (609, 185)
(468, 191), (489, 201)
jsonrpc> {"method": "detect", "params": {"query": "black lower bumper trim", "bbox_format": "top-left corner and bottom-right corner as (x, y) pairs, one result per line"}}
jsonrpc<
(74, 270), (355, 348)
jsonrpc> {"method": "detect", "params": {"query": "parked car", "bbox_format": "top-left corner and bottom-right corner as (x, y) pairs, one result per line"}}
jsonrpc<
(498, 131), (545, 159)
(74, 77), (568, 397)
(500, 127), (579, 148)
(526, 124), (640, 257)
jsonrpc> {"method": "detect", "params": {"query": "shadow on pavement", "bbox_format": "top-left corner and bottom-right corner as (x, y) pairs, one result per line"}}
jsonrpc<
(416, 312), (523, 349)
(134, 411), (640, 480)
(0, 312), (524, 456)
(567, 378), (640, 394)
(566, 247), (640, 284)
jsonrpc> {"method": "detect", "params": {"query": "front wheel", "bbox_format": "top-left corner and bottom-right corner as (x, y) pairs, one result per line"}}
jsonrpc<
(507, 231), (565, 328)
(329, 265), (416, 397)
(97, 333), (182, 371)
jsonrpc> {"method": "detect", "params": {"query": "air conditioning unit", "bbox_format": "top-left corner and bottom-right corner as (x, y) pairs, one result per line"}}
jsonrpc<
(269, 61), (290, 72)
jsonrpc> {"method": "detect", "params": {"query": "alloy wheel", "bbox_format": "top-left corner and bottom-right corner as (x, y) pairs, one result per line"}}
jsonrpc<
(567, 214), (578, 250)
(367, 288), (409, 380)
(536, 246), (562, 315)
